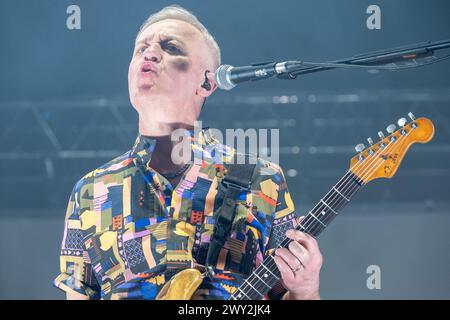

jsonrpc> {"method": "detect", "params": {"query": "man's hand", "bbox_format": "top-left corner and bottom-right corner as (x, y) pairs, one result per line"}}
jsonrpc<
(273, 216), (323, 300)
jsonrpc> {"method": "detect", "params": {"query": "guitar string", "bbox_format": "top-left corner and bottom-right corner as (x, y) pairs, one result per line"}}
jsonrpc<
(233, 126), (412, 299)
(300, 125), (413, 237)
(256, 127), (413, 297)
(231, 123), (415, 300)
(229, 133), (398, 299)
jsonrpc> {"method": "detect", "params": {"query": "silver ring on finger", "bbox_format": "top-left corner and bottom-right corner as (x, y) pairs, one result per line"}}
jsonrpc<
(291, 263), (302, 273)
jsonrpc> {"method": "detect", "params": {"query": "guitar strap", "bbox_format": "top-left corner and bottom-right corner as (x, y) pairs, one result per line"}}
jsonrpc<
(205, 154), (256, 277)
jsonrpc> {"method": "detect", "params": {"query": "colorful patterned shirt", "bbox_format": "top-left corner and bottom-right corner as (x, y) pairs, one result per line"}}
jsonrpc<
(53, 127), (297, 300)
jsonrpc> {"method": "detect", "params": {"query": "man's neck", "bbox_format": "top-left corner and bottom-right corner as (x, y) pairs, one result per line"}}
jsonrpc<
(138, 118), (194, 174)
(139, 118), (193, 136)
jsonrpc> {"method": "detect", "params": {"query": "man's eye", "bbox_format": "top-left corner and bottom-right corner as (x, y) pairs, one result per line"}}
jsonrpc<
(137, 46), (147, 54)
(163, 42), (182, 55)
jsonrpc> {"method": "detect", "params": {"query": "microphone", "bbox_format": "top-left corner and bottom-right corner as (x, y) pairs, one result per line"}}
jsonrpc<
(214, 61), (295, 90)
(213, 39), (450, 90)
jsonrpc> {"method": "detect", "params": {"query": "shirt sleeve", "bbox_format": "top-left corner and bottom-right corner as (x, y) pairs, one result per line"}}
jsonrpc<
(265, 166), (297, 255)
(264, 165), (298, 300)
(53, 181), (101, 299)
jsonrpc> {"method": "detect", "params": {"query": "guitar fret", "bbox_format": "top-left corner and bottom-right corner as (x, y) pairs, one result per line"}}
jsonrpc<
(309, 212), (327, 227)
(336, 172), (363, 199)
(234, 288), (250, 300)
(321, 199), (337, 214)
(228, 169), (367, 300)
(333, 186), (349, 202)
(244, 279), (263, 297)
(253, 272), (271, 288)
(261, 259), (278, 279)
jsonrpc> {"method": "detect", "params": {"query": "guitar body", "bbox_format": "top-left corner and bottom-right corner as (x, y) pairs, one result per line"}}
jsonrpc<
(156, 268), (203, 300)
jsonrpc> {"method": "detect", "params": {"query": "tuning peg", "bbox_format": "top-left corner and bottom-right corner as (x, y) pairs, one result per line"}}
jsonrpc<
(397, 117), (407, 127)
(408, 112), (415, 120)
(386, 124), (396, 134)
(378, 131), (385, 139)
(355, 143), (365, 153)
(367, 137), (374, 145)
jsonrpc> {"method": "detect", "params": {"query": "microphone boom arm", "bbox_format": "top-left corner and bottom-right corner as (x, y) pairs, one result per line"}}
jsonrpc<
(277, 38), (450, 79)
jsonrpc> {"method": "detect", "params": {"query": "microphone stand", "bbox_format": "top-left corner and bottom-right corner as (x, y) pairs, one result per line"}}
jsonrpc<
(276, 39), (450, 79)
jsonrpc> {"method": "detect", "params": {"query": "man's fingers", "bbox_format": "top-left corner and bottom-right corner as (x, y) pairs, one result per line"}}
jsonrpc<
(273, 255), (295, 284)
(286, 229), (319, 251)
(285, 229), (323, 271)
(275, 247), (302, 270)
(288, 240), (310, 265)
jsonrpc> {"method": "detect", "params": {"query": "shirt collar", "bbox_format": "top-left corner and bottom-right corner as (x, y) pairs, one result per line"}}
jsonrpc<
(130, 127), (218, 166)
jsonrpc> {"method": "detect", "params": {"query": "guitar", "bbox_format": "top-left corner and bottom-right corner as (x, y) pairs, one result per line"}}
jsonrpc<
(156, 113), (435, 300)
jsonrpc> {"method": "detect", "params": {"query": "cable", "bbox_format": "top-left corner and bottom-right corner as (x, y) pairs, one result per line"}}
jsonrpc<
(298, 54), (450, 71)
(279, 53), (450, 80)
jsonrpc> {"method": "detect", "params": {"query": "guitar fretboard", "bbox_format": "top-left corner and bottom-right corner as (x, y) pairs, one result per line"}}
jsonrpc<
(229, 170), (363, 300)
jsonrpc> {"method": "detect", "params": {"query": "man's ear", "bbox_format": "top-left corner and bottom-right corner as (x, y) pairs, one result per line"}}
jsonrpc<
(197, 71), (217, 98)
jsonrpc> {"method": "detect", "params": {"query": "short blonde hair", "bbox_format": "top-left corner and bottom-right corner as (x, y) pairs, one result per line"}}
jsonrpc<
(137, 5), (221, 69)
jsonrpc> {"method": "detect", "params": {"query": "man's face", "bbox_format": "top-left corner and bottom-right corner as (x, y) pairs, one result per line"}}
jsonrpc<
(128, 19), (212, 119)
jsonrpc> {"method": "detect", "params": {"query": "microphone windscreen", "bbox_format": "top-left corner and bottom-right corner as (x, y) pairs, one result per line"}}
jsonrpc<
(214, 64), (235, 90)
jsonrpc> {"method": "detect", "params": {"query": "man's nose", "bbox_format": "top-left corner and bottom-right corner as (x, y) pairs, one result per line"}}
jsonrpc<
(144, 43), (162, 63)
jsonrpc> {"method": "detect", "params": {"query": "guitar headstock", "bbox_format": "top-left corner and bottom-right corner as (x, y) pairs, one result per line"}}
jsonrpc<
(349, 113), (434, 184)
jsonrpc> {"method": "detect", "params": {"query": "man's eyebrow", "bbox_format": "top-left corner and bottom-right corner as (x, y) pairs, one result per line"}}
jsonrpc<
(135, 34), (186, 46)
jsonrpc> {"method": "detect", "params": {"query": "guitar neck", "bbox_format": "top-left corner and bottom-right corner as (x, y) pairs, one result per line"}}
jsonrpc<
(229, 170), (364, 300)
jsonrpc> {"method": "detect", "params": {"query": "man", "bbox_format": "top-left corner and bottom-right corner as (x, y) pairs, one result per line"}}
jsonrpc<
(53, 5), (322, 300)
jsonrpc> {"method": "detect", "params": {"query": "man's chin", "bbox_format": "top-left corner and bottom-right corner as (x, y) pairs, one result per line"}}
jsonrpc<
(129, 87), (163, 109)
(137, 83), (155, 91)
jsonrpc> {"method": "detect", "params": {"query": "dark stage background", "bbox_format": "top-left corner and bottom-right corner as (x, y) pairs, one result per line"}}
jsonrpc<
(0, 0), (449, 299)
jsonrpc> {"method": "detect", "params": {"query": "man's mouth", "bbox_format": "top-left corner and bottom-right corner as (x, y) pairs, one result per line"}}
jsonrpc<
(141, 62), (157, 74)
